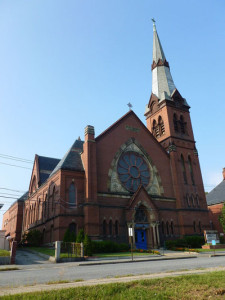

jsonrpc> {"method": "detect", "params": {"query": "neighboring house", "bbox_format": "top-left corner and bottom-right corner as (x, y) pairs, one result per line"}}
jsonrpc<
(2, 192), (28, 242)
(207, 168), (225, 233)
(4, 23), (210, 249)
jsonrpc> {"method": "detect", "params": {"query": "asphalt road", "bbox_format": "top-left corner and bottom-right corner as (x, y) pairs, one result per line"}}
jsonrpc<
(0, 250), (225, 288)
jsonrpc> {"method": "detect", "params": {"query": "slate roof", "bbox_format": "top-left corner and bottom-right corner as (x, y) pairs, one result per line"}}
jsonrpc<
(206, 180), (225, 206)
(38, 156), (60, 185)
(50, 139), (84, 177)
(8, 191), (29, 210)
(18, 191), (29, 202)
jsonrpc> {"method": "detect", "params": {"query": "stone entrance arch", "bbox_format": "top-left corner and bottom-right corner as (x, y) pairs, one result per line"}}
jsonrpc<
(126, 186), (160, 249)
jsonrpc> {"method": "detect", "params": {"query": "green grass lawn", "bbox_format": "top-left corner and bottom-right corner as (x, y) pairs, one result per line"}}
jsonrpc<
(27, 247), (159, 259)
(29, 247), (55, 257)
(2, 270), (225, 299)
(0, 250), (10, 257)
(196, 248), (225, 252)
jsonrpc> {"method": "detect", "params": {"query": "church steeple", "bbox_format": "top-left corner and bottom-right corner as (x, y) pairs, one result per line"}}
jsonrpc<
(151, 20), (176, 101)
(145, 21), (192, 143)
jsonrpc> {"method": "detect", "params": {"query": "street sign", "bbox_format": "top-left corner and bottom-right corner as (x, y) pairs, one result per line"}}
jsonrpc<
(128, 227), (133, 237)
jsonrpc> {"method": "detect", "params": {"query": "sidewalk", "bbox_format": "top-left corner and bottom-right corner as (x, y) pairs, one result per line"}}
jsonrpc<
(1, 249), (225, 271)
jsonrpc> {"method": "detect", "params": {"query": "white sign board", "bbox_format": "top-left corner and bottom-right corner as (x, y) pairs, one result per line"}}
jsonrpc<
(204, 230), (220, 244)
(128, 228), (133, 237)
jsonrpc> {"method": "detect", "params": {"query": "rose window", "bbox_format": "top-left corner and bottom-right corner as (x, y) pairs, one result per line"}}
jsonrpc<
(117, 152), (150, 192)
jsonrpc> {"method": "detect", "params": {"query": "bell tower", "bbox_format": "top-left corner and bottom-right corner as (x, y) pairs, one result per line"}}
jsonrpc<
(145, 20), (209, 235)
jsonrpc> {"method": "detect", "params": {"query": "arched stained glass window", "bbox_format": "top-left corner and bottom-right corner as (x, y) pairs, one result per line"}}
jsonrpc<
(193, 221), (196, 232)
(161, 221), (165, 235)
(188, 156), (195, 185)
(181, 154), (187, 184)
(69, 183), (76, 206)
(103, 220), (107, 236)
(198, 221), (201, 233)
(180, 115), (186, 134)
(109, 220), (113, 236)
(52, 186), (55, 212)
(152, 120), (157, 137)
(173, 114), (179, 132)
(117, 152), (150, 192)
(115, 221), (119, 236)
(166, 221), (169, 235)
(171, 221), (174, 235)
(158, 116), (165, 135)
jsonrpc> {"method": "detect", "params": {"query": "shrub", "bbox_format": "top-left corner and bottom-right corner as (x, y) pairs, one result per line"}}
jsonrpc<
(63, 229), (76, 243)
(76, 229), (85, 243)
(83, 234), (92, 256)
(91, 241), (129, 253)
(165, 235), (205, 249)
(22, 229), (42, 246)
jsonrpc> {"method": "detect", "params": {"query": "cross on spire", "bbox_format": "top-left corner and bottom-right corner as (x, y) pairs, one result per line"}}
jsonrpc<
(127, 102), (132, 111)
(151, 18), (156, 31)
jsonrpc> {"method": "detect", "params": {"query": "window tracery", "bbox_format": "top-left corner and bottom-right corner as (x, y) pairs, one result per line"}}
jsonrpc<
(117, 152), (150, 192)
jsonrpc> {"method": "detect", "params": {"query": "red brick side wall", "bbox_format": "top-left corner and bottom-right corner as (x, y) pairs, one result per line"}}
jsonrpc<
(208, 203), (224, 233)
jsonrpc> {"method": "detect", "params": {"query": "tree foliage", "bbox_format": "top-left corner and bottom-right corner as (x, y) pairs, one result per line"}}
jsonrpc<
(63, 229), (76, 243)
(76, 229), (85, 243)
(83, 234), (92, 256)
(22, 229), (42, 246)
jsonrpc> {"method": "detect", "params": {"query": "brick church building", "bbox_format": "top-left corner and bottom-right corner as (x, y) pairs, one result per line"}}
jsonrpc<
(6, 22), (210, 249)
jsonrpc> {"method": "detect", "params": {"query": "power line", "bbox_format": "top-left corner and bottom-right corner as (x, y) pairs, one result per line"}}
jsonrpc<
(0, 192), (23, 197)
(0, 161), (32, 170)
(0, 196), (18, 200)
(0, 153), (33, 163)
(0, 188), (27, 193)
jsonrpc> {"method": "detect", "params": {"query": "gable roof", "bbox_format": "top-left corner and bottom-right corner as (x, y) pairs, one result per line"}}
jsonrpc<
(95, 110), (169, 156)
(207, 180), (225, 206)
(50, 139), (84, 177)
(38, 156), (60, 185)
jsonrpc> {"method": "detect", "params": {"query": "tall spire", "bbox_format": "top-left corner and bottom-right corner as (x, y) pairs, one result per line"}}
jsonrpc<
(151, 20), (176, 101)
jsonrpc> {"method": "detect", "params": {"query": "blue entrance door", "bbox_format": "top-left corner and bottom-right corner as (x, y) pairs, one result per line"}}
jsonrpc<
(135, 229), (147, 250)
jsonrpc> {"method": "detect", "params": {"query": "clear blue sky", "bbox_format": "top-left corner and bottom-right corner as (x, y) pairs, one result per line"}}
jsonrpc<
(0, 0), (225, 227)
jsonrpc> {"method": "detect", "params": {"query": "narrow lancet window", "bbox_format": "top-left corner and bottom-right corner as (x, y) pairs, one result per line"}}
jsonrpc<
(188, 156), (195, 185)
(181, 154), (187, 184)
(69, 183), (76, 206)
(173, 114), (179, 132)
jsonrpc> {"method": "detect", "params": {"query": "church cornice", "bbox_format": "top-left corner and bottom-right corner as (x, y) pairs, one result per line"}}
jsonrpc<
(151, 59), (169, 70)
(159, 135), (196, 144)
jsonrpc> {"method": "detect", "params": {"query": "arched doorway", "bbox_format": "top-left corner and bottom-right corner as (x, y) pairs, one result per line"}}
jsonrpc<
(134, 206), (148, 250)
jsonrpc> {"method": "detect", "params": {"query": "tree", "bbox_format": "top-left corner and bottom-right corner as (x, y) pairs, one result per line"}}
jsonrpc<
(63, 229), (76, 243)
(219, 202), (225, 232)
(83, 234), (92, 256)
(22, 229), (42, 246)
(76, 229), (85, 243)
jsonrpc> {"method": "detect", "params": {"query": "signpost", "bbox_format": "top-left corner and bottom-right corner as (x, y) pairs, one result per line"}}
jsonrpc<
(128, 227), (134, 261)
(212, 240), (216, 256)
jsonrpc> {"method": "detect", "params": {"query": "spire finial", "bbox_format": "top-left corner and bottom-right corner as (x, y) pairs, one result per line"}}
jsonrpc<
(151, 18), (156, 32)
(127, 102), (132, 111)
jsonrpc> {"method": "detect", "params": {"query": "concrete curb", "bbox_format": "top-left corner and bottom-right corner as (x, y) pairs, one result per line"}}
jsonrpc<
(79, 255), (197, 266)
